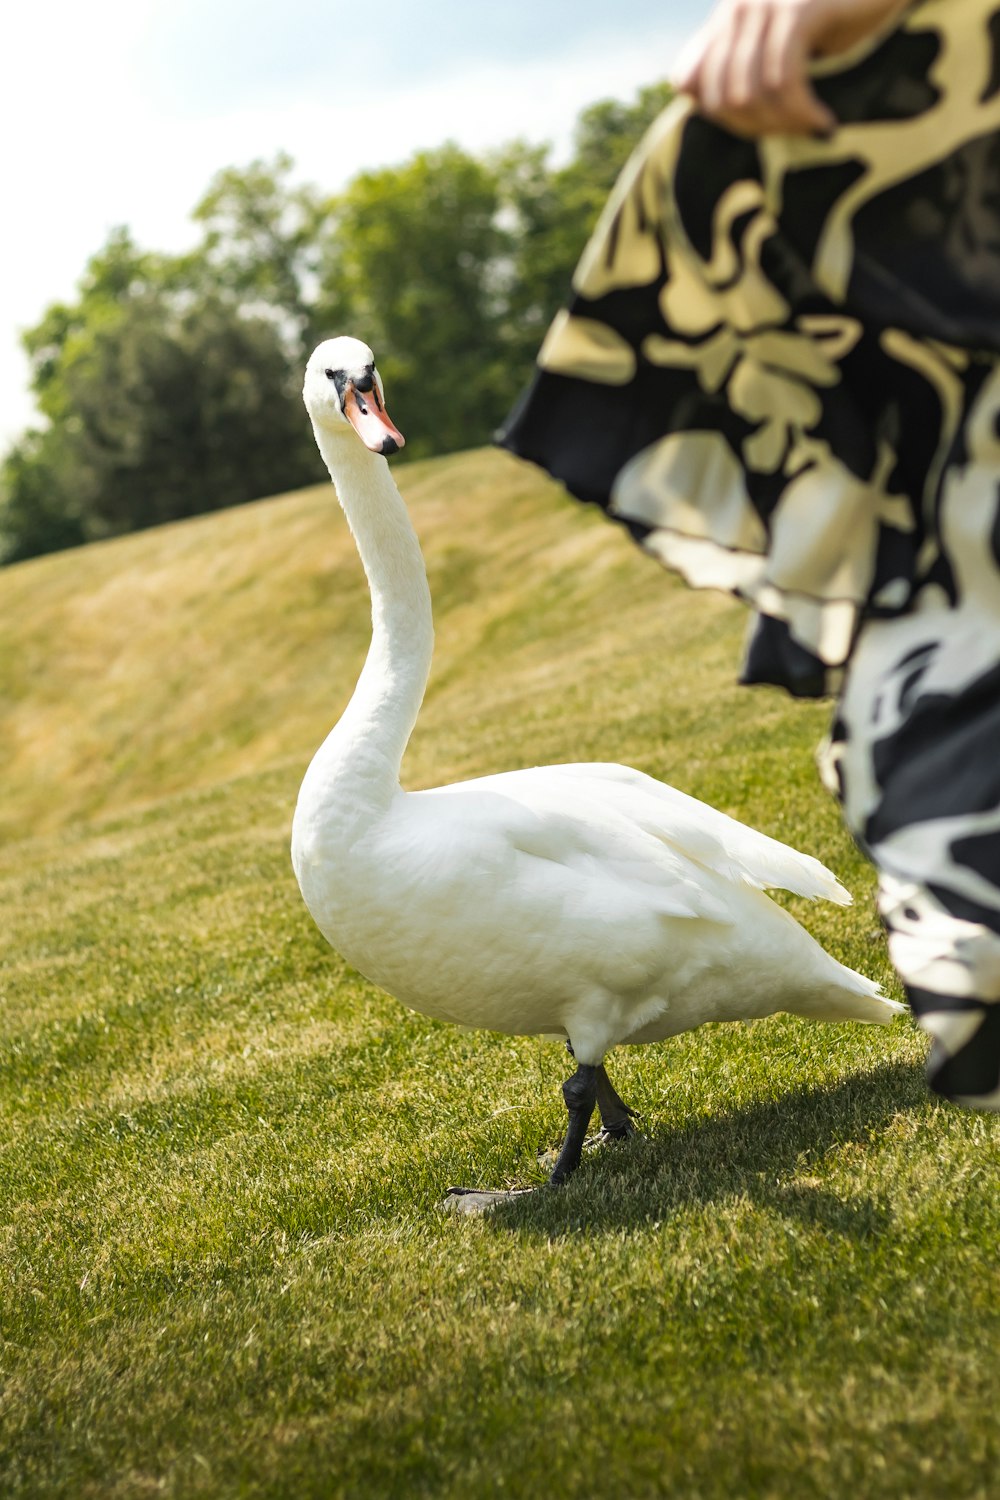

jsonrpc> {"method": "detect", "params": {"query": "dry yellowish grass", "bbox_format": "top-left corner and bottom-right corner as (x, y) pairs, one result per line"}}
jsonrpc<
(0, 449), (749, 840)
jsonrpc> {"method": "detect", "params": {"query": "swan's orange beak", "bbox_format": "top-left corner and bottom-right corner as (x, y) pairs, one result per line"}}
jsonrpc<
(344, 381), (405, 456)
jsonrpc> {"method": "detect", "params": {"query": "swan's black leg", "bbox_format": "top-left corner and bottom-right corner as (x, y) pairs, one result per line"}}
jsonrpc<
(443, 1051), (630, 1213)
(565, 1040), (638, 1142)
(548, 1063), (599, 1185)
(595, 1066), (639, 1141)
(443, 1063), (598, 1211)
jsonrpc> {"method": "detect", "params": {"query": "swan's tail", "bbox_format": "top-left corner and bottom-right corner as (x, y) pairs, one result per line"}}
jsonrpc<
(807, 962), (906, 1025)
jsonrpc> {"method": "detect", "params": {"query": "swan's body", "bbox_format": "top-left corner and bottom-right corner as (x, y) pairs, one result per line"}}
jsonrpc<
(292, 337), (901, 1193)
(296, 757), (894, 1057)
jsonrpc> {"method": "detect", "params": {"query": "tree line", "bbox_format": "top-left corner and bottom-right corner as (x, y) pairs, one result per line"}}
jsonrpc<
(0, 84), (672, 565)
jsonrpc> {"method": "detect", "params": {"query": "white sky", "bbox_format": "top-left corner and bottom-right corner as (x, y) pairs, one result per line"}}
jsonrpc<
(1, 0), (712, 448)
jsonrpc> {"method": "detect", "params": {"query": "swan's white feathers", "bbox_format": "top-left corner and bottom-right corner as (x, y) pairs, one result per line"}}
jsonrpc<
(426, 761), (852, 906)
(406, 777), (732, 922)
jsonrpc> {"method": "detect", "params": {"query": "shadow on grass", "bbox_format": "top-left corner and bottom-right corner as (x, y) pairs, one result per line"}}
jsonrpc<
(485, 1060), (928, 1240)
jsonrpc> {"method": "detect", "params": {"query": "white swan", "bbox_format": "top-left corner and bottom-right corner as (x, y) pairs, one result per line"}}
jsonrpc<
(292, 336), (902, 1206)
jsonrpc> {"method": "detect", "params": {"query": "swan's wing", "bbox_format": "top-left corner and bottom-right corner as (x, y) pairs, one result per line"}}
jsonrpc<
(407, 774), (735, 924)
(542, 763), (853, 904)
(434, 762), (853, 906)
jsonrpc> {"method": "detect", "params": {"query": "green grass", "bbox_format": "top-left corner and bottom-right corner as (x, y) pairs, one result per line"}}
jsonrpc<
(1, 448), (996, 1498)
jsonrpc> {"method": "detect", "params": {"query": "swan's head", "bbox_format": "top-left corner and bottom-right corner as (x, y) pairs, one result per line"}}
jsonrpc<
(303, 337), (405, 457)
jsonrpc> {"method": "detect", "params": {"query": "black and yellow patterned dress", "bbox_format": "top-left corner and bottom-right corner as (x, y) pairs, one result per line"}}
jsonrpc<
(500, 0), (1000, 1109)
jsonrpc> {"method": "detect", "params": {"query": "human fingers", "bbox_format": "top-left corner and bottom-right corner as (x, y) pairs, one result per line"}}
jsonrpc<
(698, 14), (790, 135)
(695, 7), (774, 122)
(724, 2), (770, 114)
(700, 29), (837, 132)
(678, 1), (838, 137)
(760, 4), (838, 132)
(693, 21), (734, 118)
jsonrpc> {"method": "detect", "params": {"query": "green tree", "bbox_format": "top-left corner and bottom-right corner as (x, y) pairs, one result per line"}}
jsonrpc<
(189, 152), (327, 353)
(570, 82), (676, 196)
(1, 227), (319, 562)
(1, 80), (677, 563)
(52, 294), (318, 538)
(0, 429), (85, 565)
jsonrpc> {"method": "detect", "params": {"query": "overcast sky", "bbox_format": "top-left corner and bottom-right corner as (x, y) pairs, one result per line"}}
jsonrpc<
(2, 0), (712, 447)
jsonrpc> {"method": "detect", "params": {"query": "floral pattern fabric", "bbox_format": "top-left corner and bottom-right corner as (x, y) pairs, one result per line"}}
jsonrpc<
(499, 0), (1000, 1107)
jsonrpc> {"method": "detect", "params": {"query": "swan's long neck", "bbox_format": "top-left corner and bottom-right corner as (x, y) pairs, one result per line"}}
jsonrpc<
(305, 424), (433, 818)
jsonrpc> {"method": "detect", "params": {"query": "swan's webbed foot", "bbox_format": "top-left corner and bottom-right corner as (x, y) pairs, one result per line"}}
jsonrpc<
(441, 1186), (536, 1216)
(591, 1118), (638, 1145)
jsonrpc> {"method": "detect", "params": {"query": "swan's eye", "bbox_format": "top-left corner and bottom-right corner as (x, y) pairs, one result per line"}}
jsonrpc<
(324, 368), (335, 380)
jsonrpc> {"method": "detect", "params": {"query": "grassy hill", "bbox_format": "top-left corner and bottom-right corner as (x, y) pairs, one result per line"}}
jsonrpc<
(1, 448), (996, 1498)
(0, 447), (839, 842)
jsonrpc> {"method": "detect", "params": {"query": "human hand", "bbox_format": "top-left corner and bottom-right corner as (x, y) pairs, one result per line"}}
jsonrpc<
(674, 0), (910, 137)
